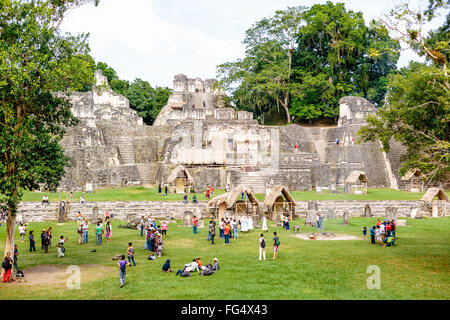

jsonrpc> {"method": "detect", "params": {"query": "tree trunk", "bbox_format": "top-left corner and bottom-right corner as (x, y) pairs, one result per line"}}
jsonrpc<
(284, 94), (291, 124)
(4, 209), (15, 259)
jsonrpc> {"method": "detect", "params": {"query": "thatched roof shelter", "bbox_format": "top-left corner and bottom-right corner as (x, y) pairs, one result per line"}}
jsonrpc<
(264, 185), (296, 207)
(401, 168), (423, 181)
(345, 171), (369, 184)
(421, 188), (449, 202)
(208, 185), (259, 208)
(166, 165), (195, 185)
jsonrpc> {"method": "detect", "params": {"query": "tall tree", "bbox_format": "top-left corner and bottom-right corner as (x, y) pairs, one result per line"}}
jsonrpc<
(292, 2), (400, 121)
(358, 0), (449, 185)
(0, 0), (99, 259)
(217, 6), (306, 124)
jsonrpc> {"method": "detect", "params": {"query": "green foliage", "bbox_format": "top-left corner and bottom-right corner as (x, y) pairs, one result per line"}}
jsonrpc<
(217, 6), (306, 124)
(291, 3), (400, 121)
(217, 2), (399, 124)
(125, 79), (172, 125)
(358, 63), (450, 183)
(0, 0), (99, 217)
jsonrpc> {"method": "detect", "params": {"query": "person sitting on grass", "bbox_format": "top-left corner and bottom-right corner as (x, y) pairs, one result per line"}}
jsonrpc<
(162, 259), (172, 272)
(205, 258), (219, 271)
(196, 257), (203, 270)
(183, 193), (188, 204)
(383, 233), (395, 247)
(187, 259), (199, 272)
(192, 194), (198, 204)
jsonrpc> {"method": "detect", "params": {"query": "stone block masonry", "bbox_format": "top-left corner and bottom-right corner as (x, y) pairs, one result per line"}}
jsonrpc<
(15, 200), (449, 223)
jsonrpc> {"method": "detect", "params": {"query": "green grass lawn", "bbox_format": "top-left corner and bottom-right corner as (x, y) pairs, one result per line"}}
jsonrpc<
(19, 186), (448, 202)
(0, 217), (448, 300)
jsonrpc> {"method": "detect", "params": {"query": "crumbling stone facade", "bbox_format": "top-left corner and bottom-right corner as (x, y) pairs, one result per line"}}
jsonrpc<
(58, 71), (406, 193)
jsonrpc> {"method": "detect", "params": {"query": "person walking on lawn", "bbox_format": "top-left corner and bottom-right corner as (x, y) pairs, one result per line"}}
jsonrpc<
(95, 222), (102, 246)
(273, 232), (280, 259)
(192, 215), (198, 234)
(127, 243), (136, 267)
(118, 255), (131, 288)
(29, 230), (36, 252)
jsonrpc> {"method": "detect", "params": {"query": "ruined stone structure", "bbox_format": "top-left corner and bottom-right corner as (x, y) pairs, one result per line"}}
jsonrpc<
(59, 71), (408, 193)
(15, 200), (449, 223)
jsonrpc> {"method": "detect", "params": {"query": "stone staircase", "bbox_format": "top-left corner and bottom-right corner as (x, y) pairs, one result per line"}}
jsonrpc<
(136, 164), (153, 184)
(229, 167), (284, 194)
(115, 136), (135, 165)
(302, 127), (329, 164)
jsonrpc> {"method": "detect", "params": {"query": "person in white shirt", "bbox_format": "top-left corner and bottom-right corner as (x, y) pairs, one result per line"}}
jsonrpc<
(376, 226), (382, 245)
(262, 216), (268, 232)
(219, 219), (224, 238)
(247, 216), (254, 232)
(258, 234), (266, 261)
(18, 224), (26, 242)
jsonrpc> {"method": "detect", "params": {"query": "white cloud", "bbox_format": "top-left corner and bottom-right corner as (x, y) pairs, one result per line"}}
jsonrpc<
(60, 0), (446, 88)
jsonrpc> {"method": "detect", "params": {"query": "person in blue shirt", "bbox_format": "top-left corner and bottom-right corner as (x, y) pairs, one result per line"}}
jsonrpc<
(370, 226), (376, 244)
(183, 193), (188, 204)
(363, 227), (367, 240)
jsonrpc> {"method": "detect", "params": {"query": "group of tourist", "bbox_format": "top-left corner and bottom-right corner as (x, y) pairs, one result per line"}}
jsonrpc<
(76, 212), (112, 248)
(158, 183), (168, 196)
(140, 216), (166, 257)
(183, 193), (198, 204)
(368, 219), (396, 247)
(203, 216), (270, 246)
(174, 257), (220, 277)
(258, 232), (280, 260)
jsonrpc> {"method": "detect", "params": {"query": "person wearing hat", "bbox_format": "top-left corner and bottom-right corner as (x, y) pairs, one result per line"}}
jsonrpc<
(212, 258), (219, 271)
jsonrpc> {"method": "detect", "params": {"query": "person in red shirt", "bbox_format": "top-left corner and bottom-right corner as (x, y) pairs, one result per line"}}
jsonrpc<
(224, 223), (230, 245)
(192, 216), (198, 234)
(205, 186), (210, 199)
(210, 185), (215, 198)
(376, 219), (381, 226)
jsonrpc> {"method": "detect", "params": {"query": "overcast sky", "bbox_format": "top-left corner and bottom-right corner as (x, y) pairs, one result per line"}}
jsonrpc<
(60, 0), (446, 88)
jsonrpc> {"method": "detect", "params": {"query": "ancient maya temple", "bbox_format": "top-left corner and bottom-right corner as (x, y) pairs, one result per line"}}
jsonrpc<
(58, 70), (410, 194)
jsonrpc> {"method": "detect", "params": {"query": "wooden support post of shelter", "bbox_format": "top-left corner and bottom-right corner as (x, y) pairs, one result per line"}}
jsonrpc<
(401, 168), (424, 192)
(344, 171), (368, 194)
(208, 185), (260, 220)
(166, 165), (195, 194)
(263, 185), (296, 221)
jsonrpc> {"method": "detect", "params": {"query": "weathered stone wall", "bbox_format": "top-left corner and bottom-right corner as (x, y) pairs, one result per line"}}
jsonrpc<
(15, 200), (449, 223)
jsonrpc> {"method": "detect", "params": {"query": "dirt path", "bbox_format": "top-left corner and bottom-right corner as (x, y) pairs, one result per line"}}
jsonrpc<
(12, 264), (114, 287)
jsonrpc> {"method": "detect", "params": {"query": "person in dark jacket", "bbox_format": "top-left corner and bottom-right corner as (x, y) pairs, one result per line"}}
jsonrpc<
(2, 252), (13, 283)
(162, 259), (172, 272)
